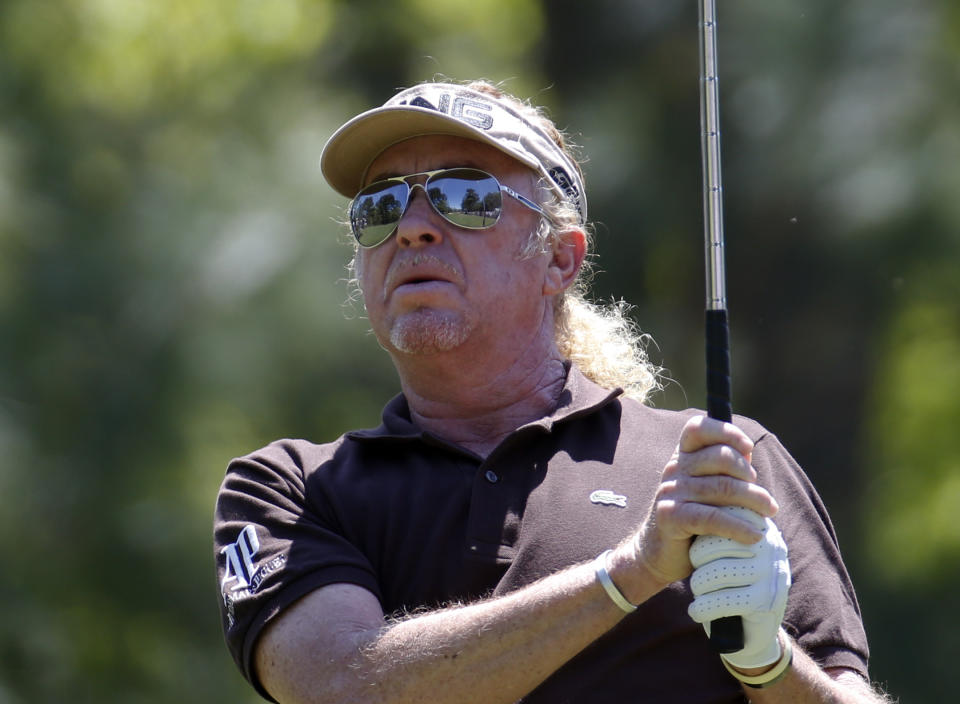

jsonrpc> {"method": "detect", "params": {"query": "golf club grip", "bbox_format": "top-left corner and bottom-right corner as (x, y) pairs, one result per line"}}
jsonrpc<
(705, 309), (732, 423)
(704, 309), (745, 653)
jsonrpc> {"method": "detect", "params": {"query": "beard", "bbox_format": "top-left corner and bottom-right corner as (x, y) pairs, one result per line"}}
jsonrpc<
(387, 308), (473, 355)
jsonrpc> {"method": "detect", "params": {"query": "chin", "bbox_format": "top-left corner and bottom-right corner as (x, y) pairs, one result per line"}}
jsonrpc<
(388, 309), (473, 355)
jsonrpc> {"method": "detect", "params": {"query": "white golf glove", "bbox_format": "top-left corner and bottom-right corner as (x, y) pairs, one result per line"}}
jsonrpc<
(687, 506), (791, 669)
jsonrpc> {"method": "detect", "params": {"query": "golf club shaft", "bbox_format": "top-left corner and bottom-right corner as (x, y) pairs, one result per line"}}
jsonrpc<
(697, 0), (744, 654)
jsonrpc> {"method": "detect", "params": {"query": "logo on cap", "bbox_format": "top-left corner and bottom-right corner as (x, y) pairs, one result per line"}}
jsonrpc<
(548, 166), (584, 220)
(398, 94), (494, 130)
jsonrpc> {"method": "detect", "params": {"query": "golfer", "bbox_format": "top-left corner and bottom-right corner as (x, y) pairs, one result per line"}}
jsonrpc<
(214, 80), (890, 703)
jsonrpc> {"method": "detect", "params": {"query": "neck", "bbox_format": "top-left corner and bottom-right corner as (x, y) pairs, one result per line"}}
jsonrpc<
(392, 334), (569, 459)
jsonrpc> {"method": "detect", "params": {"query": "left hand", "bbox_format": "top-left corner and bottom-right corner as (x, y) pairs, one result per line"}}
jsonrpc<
(630, 416), (779, 592)
(687, 506), (792, 669)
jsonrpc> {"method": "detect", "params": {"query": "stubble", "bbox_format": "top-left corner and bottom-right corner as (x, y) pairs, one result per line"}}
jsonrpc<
(388, 308), (472, 355)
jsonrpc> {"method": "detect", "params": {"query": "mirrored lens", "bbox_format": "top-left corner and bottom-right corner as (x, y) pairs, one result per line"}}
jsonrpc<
(350, 181), (409, 246)
(349, 169), (511, 247)
(428, 169), (503, 229)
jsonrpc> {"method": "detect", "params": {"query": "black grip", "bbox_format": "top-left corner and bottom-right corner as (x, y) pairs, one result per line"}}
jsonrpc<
(705, 309), (732, 423)
(704, 309), (743, 653)
(709, 616), (744, 654)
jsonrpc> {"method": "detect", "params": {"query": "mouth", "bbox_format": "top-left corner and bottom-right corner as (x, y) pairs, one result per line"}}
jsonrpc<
(387, 255), (461, 294)
(399, 275), (444, 285)
(392, 277), (457, 299)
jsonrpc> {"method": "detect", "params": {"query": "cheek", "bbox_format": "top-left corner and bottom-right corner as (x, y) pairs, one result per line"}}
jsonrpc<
(355, 253), (391, 326)
(476, 253), (549, 310)
(356, 249), (384, 298)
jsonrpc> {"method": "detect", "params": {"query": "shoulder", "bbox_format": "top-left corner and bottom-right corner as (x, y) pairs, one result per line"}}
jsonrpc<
(218, 436), (369, 509)
(614, 396), (774, 443)
(228, 436), (348, 479)
(224, 392), (418, 482)
(235, 436), (349, 468)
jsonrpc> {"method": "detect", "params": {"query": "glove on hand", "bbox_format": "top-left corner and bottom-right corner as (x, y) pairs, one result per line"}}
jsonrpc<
(687, 506), (791, 669)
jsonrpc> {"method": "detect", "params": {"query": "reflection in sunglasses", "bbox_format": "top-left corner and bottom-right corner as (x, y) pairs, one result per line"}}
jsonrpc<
(349, 168), (546, 248)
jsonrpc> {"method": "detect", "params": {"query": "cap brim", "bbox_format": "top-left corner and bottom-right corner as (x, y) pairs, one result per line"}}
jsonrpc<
(320, 106), (542, 199)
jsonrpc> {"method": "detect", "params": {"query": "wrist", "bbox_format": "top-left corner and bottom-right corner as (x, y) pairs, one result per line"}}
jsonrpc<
(605, 536), (670, 607)
(722, 629), (793, 689)
(720, 622), (785, 671)
(593, 550), (637, 613)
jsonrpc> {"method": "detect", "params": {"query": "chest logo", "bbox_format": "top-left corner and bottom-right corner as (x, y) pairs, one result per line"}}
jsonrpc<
(590, 489), (627, 508)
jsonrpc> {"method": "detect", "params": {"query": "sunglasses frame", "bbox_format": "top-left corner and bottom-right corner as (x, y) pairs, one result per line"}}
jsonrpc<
(349, 168), (548, 248)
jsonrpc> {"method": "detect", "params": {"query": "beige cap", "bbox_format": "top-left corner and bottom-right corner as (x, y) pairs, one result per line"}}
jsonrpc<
(320, 83), (587, 223)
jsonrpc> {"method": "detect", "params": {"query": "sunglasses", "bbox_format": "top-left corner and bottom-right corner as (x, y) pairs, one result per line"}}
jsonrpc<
(349, 168), (547, 248)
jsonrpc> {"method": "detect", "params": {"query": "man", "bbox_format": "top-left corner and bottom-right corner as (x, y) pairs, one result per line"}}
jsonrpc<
(215, 80), (890, 703)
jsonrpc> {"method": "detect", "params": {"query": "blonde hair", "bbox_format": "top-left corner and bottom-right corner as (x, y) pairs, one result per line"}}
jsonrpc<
(346, 79), (662, 403)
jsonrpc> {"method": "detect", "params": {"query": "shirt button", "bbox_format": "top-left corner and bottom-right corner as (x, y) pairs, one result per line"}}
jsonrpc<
(485, 470), (499, 484)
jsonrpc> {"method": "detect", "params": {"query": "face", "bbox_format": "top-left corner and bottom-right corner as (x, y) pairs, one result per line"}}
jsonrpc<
(356, 135), (555, 358)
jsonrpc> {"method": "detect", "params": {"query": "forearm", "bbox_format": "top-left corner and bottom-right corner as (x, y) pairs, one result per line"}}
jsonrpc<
(364, 564), (619, 703)
(257, 544), (664, 704)
(731, 637), (891, 704)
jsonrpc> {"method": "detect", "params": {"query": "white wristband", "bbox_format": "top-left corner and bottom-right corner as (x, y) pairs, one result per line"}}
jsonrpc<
(593, 550), (637, 613)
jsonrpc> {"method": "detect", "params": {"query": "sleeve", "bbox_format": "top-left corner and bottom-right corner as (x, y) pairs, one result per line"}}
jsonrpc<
(213, 439), (382, 701)
(750, 429), (871, 678)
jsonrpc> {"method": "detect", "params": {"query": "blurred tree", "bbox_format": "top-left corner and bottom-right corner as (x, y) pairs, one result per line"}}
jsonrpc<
(0, 0), (956, 701)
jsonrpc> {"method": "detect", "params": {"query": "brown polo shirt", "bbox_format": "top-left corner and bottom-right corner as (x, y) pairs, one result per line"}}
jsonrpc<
(214, 366), (869, 702)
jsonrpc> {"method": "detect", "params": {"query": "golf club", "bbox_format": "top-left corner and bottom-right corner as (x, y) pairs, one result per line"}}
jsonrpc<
(696, 0), (744, 654)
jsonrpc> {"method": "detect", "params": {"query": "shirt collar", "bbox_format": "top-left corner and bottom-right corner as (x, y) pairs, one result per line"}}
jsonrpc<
(346, 363), (624, 443)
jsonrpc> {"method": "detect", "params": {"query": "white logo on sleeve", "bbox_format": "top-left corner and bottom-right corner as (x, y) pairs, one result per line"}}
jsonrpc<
(221, 524), (260, 591)
(590, 490), (628, 508)
(219, 524), (287, 630)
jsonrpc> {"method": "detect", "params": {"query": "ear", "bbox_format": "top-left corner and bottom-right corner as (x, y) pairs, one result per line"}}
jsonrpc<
(543, 228), (587, 296)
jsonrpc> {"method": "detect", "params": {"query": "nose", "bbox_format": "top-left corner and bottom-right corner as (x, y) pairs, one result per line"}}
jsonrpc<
(394, 183), (444, 248)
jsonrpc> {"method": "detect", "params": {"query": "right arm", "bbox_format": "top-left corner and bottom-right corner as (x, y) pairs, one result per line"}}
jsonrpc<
(256, 554), (657, 704)
(254, 418), (773, 704)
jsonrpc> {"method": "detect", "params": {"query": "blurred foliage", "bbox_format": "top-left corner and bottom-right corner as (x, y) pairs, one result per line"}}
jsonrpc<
(864, 268), (960, 584)
(0, 0), (957, 702)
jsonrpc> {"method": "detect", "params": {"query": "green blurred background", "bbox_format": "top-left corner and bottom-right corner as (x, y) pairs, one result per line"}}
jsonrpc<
(1, 0), (956, 701)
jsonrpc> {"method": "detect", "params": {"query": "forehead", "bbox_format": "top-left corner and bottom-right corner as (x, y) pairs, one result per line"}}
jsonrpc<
(364, 135), (533, 185)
